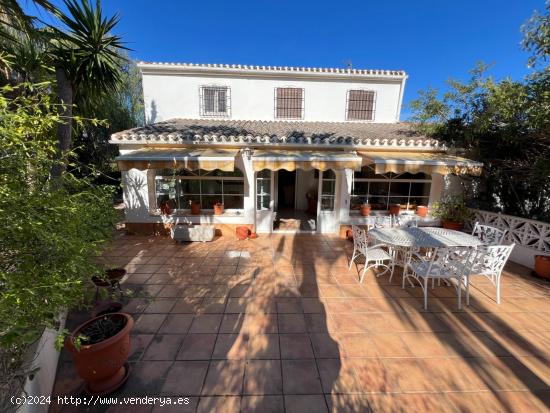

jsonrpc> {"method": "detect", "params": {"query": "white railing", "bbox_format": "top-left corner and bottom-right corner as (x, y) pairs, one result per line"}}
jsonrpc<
(468, 209), (550, 254)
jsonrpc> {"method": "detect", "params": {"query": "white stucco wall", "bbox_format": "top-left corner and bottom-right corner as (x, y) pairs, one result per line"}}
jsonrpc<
(142, 73), (404, 124)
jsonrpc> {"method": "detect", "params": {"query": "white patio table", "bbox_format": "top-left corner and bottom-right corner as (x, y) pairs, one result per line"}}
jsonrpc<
(368, 227), (483, 249)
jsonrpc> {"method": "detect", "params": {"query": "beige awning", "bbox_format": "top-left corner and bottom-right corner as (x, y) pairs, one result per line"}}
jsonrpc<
(358, 151), (482, 176)
(116, 148), (239, 171)
(252, 150), (362, 172)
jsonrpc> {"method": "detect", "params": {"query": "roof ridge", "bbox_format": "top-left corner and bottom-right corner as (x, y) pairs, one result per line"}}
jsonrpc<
(137, 61), (406, 76)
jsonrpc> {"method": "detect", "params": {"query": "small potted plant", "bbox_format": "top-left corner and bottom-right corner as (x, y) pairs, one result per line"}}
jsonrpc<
(416, 205), (428, 218)
(189, 200), (201, 215)
(360, 197), (371, 216)
(389, 204), (401, 216)
(65, 312), (134, 395)
(213, 201), (224, 215)
(431, 196), (473, 230)
(534, 255), (550, 280)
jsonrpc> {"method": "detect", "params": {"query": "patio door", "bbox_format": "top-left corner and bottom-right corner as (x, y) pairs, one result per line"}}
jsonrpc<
(317, 170), (339, 233)
(255, 169), (274, 233)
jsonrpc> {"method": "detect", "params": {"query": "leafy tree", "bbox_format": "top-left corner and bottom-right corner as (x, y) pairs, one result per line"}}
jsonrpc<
(522, 0), (550, 67)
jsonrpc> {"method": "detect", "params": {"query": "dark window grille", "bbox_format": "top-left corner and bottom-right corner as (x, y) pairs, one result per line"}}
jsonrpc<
(346, 90), (376, 121)
(274, 88), (304, 119)
(200, 86), (231, 117)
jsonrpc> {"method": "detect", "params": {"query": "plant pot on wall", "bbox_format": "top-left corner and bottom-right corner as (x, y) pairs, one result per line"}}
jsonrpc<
(190, 201), (201, 215)
(442, 220), (464, 231)
(416, 205), (428, 218)
(65, 313), (133, 395)
(389, 204), (401, 216)
(360, 204), (371, 216)
(535, 255), (550, 280)
(213, 202), (224, 215)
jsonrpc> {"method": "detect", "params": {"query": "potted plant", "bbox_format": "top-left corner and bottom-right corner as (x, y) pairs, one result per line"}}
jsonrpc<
(389, 204), (401, 216)
(534, 255), (550, 280)
(431, 196), (473, 230)
(360, 198), (371, 216)
(189, 200), (201, 215)
(416, 205), (428, 218)
(213, 201), (224, 215)
(65, 312), (134, 395)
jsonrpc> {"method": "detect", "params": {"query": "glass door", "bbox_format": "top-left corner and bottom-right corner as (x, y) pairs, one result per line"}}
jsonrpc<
(317, 170), (339, 233)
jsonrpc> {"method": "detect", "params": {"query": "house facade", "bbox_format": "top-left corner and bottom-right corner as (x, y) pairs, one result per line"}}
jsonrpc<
(111, 62), (481, 235)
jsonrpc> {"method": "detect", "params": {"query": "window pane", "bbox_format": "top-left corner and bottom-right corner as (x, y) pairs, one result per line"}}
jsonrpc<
(321, 196), (334, 211)
(179, 194), (199, 208)
(204, 88), (215, 112)
(224, 195), (244, 209)
(257, 179), (271, 195)
(201, 195), (220, 209)
(156, 178), (177, 207)
(347, 90), (375, 120)
(350, 195), (363, 210)
(180, 179), (201, 194)
(201, 179), (223, 194)
(389, 181), (410, 197)
(212, 169), (243, 177)
(354, 166), (378, 179)
(410, 182), (431, 197)
(368, 181), (389, 196)
(323, 170), (336, 179)
(224, 181), (244, 195)
(388, 197), (409, 207)
(396, 172), (430, 180)
(276, 88), (303, 119)
(369, 196), (388, 210)
(352, 181), (368, 196)
(217, 89), (226, 112)
(409, 196), (430, 207)
(257, 195), (270, 210)
(322, 179), (335, 195)
(257, 169), (271, 179)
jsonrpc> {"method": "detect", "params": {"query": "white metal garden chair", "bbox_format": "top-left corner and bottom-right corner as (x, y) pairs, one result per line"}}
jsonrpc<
(466, 244), (515, 304)
(471, 222), (507, 246)
(403, 246), (474, 309)
(348, 225), (395, 283)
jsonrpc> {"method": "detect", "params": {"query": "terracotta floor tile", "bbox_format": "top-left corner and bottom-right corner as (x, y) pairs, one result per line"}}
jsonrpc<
(284, 395), (328, 413)
(242, 313), (278, 334)
(158, 314), (194, 334)
(370, 333), (413, 357)
(247, 334), (280, 359)
(142, 334), (184, 361)
(317, 358), (363, 394)
(150, 397), (198, 413)
(310, 333), (342, 358)
(129, 334), (155, 362)
(399, 332), (450, 357)
(201, 360), (245, 395)
(176, 334), (217, 360)
(348, 358), (395, 393)
(189, 314), (223, 333)
(161, 361), (209, 396)
(241, 395), (284, 413)
(212, 334), (249, 359)
(196, 396), (241, 413)
(278, 313), (307, 333)
(325, 394), (371, 413)
(133, 314), (167, 334)
(367, 393), (456, 413)
(382, 358), (435, 392)
(244, 360), (283, 394)
(170, 297), (203, 313)
(282, 359), (323, 394)
(339, 333), (377, 357)
(280, 334), (314, 359)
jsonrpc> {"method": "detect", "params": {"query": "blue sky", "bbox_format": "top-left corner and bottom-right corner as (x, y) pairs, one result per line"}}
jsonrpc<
(27, 0), (543, 119)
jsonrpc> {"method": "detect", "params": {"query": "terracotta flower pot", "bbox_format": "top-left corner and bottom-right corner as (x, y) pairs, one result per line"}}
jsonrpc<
(442, 220), (464, 231)
(190, 202), (201, 215)
(236, 226), (251, 240)
(416, 205), (428, 218)
(535, 255), (550, 280)
(360, 204), (371, 216)
(389, 204), (401, 216)
(66, 313), (133, 395)
(213, 203), (224, 215)
(248, 232), (259, 239)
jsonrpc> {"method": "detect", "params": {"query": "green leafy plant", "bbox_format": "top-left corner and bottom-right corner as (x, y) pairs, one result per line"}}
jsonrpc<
(431, 197), (474, 223)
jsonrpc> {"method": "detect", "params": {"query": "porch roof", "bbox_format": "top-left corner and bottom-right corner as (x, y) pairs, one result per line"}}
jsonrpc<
(252, 149), (362, 171)
(115, 148), (239, 172)
(359, 151), (483, 176)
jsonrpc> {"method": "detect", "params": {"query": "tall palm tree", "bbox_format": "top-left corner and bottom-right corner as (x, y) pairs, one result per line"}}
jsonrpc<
(49, 0), (126, 178)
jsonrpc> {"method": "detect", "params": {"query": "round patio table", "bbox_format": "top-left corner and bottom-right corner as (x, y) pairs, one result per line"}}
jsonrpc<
(368, 227), (483, 249)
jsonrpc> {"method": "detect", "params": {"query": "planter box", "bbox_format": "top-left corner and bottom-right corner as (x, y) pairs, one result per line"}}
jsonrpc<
(170, 224), (215, 242)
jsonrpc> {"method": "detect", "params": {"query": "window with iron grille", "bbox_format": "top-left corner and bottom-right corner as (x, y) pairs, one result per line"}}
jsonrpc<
(346, 90), (376, 121)
(274, 87), (304, 119)
(200, 86), (230, 117)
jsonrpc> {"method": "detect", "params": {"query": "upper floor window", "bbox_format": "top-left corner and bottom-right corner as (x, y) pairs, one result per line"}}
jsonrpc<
(200, 86), (230, 117)
(346, 90), (376, 121)
(274, 87), (304, 119)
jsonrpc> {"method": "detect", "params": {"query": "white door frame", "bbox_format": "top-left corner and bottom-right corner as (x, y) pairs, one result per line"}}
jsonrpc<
(316, 170), (340, 234)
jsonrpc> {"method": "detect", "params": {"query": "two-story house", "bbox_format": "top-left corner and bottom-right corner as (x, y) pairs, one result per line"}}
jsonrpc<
(110, 62), (481, 235)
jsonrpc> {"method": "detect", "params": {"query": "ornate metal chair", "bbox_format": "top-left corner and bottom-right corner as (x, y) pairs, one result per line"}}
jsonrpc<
(348, 225), (395, 283)
(466, 244), (515, 304)
(471, 222), (507, 246)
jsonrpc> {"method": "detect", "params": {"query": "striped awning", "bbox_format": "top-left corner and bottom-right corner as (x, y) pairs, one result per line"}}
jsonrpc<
(358, 151), (482, 176)
(115, 148), (239, 171)
(252, 150), (362, 172)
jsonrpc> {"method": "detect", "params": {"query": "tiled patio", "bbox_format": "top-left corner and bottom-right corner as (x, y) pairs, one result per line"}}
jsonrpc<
(52, 233), (550, 412)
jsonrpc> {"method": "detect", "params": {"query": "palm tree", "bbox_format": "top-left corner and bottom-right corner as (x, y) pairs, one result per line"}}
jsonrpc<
(49, 0), (126, 178)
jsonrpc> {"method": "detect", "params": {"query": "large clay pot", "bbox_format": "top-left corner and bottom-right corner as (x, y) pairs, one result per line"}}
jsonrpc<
(416, 205), (428, 218)
(389, 204), (401, 216)
(442, 220), (464, 231)
(66, 313), (133, 395)
(535, 255), (550, 280)
(236, 226), (251, 240)
(213, 203), (224, 215)
(360, 204), (371, 216)
(190, 202), (201, 215)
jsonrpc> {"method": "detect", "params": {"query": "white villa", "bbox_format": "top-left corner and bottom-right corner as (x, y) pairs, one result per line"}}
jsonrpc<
(110, 62), (481, 236)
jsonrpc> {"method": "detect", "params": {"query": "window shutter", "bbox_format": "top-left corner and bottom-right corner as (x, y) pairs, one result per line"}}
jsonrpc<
(347, 90), (375, 120)
(275, 88), (304, 119)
